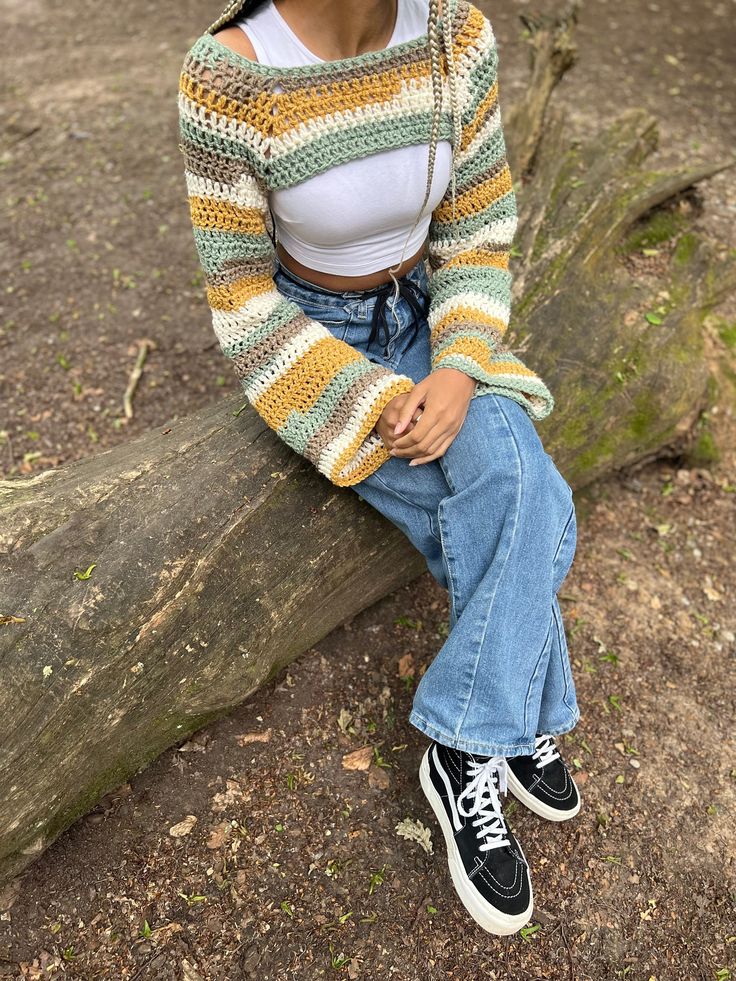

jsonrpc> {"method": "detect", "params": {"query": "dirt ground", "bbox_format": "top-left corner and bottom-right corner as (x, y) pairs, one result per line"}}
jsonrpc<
(1, 0), (735, 978)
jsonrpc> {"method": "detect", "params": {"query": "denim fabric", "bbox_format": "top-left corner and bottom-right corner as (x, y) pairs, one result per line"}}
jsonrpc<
(273, 256), (580, 756)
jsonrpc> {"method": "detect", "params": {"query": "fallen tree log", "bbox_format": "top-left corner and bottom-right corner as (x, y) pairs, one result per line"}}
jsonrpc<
(503, 3), (736, 482)
(0, 401), (428, 886)
(1, 4), (734, 886)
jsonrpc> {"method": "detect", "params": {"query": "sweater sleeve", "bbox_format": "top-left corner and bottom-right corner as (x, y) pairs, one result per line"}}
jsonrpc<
(426, 12), (555, 421)
(177, 50), (416, 488)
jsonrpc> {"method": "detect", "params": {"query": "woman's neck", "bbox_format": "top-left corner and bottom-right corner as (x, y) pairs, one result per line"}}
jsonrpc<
(272, 0), (398, 60)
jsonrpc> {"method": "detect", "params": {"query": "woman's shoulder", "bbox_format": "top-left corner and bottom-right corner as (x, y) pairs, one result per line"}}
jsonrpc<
(212, 24), (260, 63)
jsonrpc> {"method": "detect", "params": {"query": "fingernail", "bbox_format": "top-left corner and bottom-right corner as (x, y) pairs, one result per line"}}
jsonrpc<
(409, 460), (417, 466)
(394, 422), (403, 434)
(389, 448), (397, 456)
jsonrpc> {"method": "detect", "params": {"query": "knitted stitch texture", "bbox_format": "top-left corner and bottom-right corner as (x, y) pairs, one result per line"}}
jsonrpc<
(177, 0), (555, 487)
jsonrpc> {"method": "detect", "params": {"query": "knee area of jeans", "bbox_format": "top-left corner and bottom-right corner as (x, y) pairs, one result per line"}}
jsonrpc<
(512, 444), (563, 499)
(542, 452), (575, 503)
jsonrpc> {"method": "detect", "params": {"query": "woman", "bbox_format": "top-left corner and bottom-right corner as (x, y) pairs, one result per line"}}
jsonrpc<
(177, 0), (581, 936)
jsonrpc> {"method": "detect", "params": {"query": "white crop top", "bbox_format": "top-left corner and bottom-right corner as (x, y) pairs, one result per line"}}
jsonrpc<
(235, 0), (454, 276)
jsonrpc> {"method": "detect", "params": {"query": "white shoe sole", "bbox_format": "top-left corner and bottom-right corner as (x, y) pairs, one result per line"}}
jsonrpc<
(506, 767), (582, 822)
(419, 748), (534, 936)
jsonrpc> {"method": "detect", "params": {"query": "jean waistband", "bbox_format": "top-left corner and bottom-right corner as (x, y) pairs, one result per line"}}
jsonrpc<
(275, 257), (430, 357)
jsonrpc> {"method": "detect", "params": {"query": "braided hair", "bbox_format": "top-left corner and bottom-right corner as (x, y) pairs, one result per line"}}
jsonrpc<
(384, 0), (461, 309)
(207, 0), (461, 303)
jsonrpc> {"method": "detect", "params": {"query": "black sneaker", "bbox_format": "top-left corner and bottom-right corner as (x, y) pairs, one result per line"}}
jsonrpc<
(419, 741), (533, 935)
(506, 733), (581, 822)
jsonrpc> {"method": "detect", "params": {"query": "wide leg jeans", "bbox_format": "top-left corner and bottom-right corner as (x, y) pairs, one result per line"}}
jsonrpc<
(273, 256), (580, 757)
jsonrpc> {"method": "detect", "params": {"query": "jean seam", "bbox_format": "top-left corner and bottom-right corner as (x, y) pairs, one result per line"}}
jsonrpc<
(436, 496), (458, 629)
(448, 397), (523, 744)
(552, 597), (577, 716)
(438, 454), (459, 496)
(551, 500), (576, 592)
(522, 614), (554, 741)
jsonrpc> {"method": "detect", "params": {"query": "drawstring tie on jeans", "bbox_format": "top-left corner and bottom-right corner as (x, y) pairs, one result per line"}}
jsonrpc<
(365, 274), (429, 357)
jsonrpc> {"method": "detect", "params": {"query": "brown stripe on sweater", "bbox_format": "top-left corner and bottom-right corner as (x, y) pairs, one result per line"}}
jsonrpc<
(208, 256), (275, 289)
(183, 49), (275, 103)
(180, 136), (261, 187)
(230, 308), (316, 377)
(434, 155), (507, 208)
(431, 321), (504, 347)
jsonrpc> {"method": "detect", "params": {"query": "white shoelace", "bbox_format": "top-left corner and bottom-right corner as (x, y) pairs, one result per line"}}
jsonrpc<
(533, 733), (561, 769)
(456, 755), (511, 852)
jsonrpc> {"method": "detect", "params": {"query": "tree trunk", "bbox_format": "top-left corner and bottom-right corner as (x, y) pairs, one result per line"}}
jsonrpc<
(0, 402), (427, 886)
(1, 5), (734, 886)
(502, 4), (736, 483)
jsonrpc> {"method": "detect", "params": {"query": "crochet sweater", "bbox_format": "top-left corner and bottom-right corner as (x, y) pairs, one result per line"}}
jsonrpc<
(177, 0), (555, 487)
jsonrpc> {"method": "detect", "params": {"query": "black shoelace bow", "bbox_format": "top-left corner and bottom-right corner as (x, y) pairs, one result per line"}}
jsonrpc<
(365, 275), (430, 356)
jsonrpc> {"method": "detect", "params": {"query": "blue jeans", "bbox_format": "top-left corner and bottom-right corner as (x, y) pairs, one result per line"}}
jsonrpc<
(273, 255), (580, 756)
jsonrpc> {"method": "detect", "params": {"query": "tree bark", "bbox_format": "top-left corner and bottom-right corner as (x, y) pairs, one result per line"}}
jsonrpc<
(0, 403), (427, 885)
(1, 6), (734, 886)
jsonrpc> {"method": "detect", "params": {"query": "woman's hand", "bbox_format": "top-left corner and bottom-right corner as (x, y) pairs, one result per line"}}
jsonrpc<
(375, 391), (422, 450)
(388, 368), (476, 465)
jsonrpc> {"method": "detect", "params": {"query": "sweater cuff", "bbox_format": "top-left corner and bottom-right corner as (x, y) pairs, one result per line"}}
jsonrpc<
(430, 346), (555, 421)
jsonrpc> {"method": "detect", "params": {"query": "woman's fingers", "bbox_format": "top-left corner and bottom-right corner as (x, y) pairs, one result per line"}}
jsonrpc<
(408, 433), (456, 465)
(392, 400), (442, 450)
(393, 384), (428, 436)
(390, 415), (448, 457)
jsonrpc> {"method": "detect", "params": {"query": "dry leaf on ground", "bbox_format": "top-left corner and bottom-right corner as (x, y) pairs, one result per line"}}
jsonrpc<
(342, 746), (374, 770)
(395, 817), (433, 855)
(206, 821), (232, 849)
(169, 814), (198, 837)
(368, 765), (391, 790)
(236, 728), (272, 745)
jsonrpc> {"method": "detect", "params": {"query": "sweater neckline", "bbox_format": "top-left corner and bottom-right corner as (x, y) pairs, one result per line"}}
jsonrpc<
(202, 9), (447, 79)
(202, 28), (439, 76)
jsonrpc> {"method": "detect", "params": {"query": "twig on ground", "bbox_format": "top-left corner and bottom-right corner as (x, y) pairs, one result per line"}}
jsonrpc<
(123, 339), (155, 419)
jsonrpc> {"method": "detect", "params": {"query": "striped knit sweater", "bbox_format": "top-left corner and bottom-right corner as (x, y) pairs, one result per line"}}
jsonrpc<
(177, 0), (555, 487)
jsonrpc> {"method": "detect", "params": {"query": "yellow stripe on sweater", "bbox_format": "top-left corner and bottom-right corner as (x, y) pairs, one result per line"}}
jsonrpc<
(253, 336), (363, 430)
(189, 194), (266, 235)
(440, 247), (510, 271)
(180, 73), (273, 136)
(430, 303), (508, 343)
(282, 62), (432, 125)
(433, 165), (513, 223)
(207, 273), (274, 311)
(434, 338), (538, 377)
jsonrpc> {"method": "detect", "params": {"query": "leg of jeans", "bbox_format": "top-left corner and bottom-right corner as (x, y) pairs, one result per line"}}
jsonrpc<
(408, 392), (579, 757)
(536, 494), (580, 735)
(277, 255), (580, 754)
(351, 460), (452, 591)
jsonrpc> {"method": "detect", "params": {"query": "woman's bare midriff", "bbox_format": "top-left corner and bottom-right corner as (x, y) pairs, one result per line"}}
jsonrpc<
(276, 239), (429, 292)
